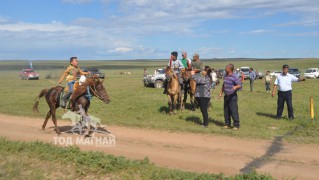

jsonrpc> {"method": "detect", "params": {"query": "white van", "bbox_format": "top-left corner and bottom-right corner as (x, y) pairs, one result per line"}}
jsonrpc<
(304, 68), (319, 78)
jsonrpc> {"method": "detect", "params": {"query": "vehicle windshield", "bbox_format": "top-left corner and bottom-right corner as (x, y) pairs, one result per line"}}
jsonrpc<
(288, 69), (299, 73)
(305, 69), (313, 73)
(25, 70), (34, 72)
(241, 69), (249, 72)
(159, 69), (165, 74)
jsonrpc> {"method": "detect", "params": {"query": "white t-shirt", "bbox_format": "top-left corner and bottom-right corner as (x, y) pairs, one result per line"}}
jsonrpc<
(211, 72), (217, 82)
(274, 73), (299, 92)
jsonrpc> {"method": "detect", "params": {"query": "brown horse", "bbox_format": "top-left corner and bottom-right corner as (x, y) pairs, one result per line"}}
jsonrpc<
(165, 67), (183, 114)
(181, 69), (197, 111)
(33, 76), (110, 135)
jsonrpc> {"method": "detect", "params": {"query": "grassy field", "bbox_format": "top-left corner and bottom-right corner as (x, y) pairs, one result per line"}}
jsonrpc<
(0, 58), (318, 144)
(0, 138), (274, 179)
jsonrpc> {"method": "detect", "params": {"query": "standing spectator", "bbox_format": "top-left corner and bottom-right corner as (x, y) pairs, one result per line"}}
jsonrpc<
(272, 64), (305, 120)
(219, 64), (241, 130)
(191, 53), (204, 73)
(191, 66), (212, 128)
(249, 68), (256, 92)
(255, 69), (259, 80)
(211, 68), (217, 90)
(240, 71), (245, 91)
(144, 68), (148, 77)
(264, 71), (272, 93)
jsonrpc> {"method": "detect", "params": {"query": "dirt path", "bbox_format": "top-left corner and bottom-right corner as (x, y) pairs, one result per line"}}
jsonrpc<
(0, 114), (318, 179)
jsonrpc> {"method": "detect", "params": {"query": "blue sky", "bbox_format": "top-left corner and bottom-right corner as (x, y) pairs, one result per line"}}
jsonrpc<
(0, 0), (318, 60)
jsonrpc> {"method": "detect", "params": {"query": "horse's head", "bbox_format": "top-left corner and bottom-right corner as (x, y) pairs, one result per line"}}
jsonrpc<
(90, 77), (110, 104)
(165, 66), (174, 76)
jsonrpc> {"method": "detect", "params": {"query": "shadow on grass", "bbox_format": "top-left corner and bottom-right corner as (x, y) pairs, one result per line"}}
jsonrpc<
(184, 116), (224, 127)
(256, 112), (277, 119)
(159, 106), (169, 114)
(240, 126), (301, 174)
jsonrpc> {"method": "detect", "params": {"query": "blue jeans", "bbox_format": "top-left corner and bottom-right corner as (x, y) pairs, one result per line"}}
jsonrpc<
(67, 81), (75, 93)
(211, 81), (216, 89)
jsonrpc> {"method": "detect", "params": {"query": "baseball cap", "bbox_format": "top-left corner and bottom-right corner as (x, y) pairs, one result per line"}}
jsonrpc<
(282, 64), (289, 69)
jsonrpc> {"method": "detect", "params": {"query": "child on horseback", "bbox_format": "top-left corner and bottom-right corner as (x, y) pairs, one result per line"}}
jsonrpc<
(58, 57), (90, 109)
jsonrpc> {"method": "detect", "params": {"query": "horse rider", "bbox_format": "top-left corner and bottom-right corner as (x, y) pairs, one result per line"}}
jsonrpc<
(58, 57), (90, 109)
(191, 53), (204, 74)
(163, 51), (185, 94)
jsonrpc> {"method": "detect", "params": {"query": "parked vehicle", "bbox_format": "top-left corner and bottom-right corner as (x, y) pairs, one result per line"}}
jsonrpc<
(304, 68), (319, 78)
(256, 71), (264, 79)
(270, 71), (281, 77)
(19, 68), (39, 80)
(144, 68), (166, 88)
(240, 67), (250, 79)
(288, 68), (301, 78)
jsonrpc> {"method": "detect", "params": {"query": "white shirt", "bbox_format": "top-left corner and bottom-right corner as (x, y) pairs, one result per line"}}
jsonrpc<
(167, 59), (184, 74)
(274, 73), (299, 92)
(211, 72), (217, 81)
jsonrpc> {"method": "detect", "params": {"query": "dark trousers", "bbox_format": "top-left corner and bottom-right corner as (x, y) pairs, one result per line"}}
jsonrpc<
(195, 97), (210, 126)
(265, 82), (271, 91)
(277, 90), (294, 118)
(250, 80), (254, 92)
(224, 93), (240, 128)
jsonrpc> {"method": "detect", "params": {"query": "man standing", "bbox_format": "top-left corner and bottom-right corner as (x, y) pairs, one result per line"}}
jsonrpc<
(264, 71), (272, 93)
(191, 53), (204, 73)
(163, 51), (185, 94)
(211, 69), (217, 90)
(249, 68), (256, 92)
(272, 64), (305, 120)
(181, 51), (192, 71)
(219, 64), (242, 130)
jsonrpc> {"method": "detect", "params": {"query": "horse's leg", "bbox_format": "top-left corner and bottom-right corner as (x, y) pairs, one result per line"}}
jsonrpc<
(167, 95), (173, 115)
(173, 94), (178, 114)
(190, 94), (195, 111)
(42, 110), (51, 130)
(50, 107), (60, 135)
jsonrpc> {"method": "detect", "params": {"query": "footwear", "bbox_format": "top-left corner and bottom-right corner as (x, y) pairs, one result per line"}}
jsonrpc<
(289, 117), (294, 120)
(61, 101), (66, 108)
(223, 125), (230, 129)
(202, 125), (208, 128)
(233, 127), (239, 131)
(275, 116), (281, 120)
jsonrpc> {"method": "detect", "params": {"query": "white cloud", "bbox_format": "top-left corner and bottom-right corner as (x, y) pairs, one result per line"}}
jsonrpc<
(61, 0), (93, 4)
(240, 29), (274, 34)
(109, 47), (134, 53)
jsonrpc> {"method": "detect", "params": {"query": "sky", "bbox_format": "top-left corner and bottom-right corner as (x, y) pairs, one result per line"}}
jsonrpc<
(0, 0), (318, 60)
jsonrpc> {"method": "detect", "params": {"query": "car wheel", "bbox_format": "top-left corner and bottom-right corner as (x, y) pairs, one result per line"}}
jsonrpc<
(154, 80), (163, 88)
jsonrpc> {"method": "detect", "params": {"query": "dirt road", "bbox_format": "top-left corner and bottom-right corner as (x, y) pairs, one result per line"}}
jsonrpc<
(0, 113), (318, 179)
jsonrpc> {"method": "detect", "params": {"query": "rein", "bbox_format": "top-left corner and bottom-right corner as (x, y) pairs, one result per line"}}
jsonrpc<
(89, 85), (104, 100)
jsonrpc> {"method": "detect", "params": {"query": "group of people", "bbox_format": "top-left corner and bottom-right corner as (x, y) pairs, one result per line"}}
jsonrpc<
(163, 51), (305, 130)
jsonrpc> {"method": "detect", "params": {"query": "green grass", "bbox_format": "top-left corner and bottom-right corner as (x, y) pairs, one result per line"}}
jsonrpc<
(0, 59), (318, 144)
(0, 138), (274, 179)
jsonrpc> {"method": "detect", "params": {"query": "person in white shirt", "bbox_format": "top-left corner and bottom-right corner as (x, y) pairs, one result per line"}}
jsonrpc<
(272, 64), (305, 120)
(211, 69), (217, 90)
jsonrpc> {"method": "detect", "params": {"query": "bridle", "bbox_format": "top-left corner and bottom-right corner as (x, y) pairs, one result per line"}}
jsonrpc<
(89, 83), (105, 100)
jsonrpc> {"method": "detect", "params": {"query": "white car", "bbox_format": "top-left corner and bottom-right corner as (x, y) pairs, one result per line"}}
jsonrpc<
(270, 71), (282, 77)
(304, 68), (319, 79)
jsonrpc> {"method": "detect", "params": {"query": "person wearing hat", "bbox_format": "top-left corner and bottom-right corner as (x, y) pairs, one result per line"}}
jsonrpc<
(191, 53), (204, 73)
(181, 51), (192, 71)
(163, 51), (185, 94)
(272, 64), (305, 120)
(249, 68), (256, 92)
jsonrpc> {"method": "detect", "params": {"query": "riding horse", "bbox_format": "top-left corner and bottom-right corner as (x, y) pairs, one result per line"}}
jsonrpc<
(181, 68), (197, 111)
(165, 66), (183, 114)
(33, 76), (110, 135)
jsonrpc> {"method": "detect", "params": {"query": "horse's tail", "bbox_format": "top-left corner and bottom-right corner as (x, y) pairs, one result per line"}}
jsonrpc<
(33, 89), (49, 113)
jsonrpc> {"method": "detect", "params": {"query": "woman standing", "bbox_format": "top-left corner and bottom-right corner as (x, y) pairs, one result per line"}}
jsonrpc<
(191, 66), (212, 128)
